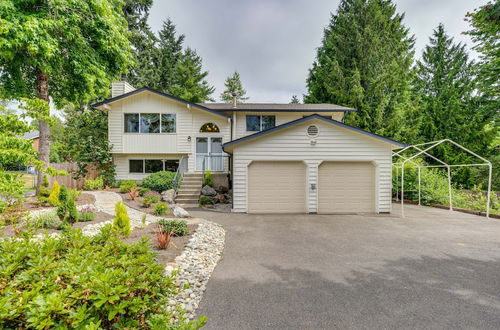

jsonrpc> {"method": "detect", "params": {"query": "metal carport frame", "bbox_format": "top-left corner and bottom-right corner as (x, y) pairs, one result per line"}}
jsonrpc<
(392, 139), (493, 218)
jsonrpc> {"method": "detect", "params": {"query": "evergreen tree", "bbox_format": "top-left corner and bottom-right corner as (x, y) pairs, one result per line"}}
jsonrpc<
(170, 48), (215, 102)
(465, 1), (499, 189)
(220, 71), (249, 103)
(155, 20), (186, 93)
(305, 0), (418, 142)
(414, 24), (491, 185)
(290, 95), (300, 104)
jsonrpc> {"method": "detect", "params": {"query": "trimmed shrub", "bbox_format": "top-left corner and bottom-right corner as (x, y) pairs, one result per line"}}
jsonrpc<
(203, 170), (213, 187)
(153, 202), (169, 216)
(38, 175), (50, 198)
(47, 181), (61, 206)
(142, 171), (175, 192)
(31, 210), (63, 229)
(119, 180), (137, 193)
(57, 185), (78, 224)
(199, 195), (214, 206)
(83, 177), (104, 190)
(68, 188), (82, 201)
(142, 191), (161, 207)
(78, 211), (96, 222)
(158, 219), (189, 236)
(139, 187), (151, 197)
(0, 228), (206, 329)
(113, 201), (131, 237)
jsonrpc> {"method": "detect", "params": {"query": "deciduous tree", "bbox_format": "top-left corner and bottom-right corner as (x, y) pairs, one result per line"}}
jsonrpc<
(0, 0), (133, 192)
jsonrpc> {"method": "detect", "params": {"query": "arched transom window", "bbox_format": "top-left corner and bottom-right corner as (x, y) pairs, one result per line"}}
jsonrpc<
(200, 123), (220, 133)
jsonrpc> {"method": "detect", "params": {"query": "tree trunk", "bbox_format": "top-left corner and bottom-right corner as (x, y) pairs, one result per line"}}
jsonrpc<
(36, 68), (50, 194)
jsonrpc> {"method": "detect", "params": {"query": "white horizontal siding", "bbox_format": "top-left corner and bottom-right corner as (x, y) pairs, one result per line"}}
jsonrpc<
(231, 119), (393, 213)
(234, 111), (344, 139)
(107, 91), (231, 172)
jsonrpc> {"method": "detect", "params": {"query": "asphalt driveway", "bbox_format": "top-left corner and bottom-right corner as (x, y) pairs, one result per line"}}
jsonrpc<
(190, 205), (500, 330)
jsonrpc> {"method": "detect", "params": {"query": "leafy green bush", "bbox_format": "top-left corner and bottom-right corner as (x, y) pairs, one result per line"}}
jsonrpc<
(203, 170), (213, 187)
(38, 175), (50, 198)
(142, 191), (161, 207)
(153, 202), (169, 216)
(56, 185), (78, 224)
(139, 187), (151, 196)
(113, 201), (131, 237)
(78, 211), (96, 222)
(31, 210), (63, 229)
(119, 180), (137, 193)
(83, 177), (104, 190)
(142, 171), (175, 192)
(0, 228), (206, 329)
(0, 170), (25, 212)
(158, 219), (189, 236)
(199, 195), (214, 206)
(68, 188), (82, 201)
(47, 181), (61, 206)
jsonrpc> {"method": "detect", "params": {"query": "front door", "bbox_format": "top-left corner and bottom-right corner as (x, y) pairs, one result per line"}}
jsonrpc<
(196, 137), (223, 171)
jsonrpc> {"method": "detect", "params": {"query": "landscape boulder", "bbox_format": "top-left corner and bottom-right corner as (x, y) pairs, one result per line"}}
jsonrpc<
(201, 185), (217, 197)
(161, 189), (176, 204)
(217, 185), (229, 194)
(173, 206), (190, 218)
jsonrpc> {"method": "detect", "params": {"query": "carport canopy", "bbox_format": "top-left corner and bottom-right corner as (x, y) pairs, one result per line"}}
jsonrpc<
(392, 139), (493, 218)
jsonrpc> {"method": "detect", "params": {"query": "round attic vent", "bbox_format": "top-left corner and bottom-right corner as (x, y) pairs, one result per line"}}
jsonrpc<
(307, 124), (319, 138)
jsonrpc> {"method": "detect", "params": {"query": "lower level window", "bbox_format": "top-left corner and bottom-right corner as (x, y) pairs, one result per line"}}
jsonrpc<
(129, 159), (179, 173)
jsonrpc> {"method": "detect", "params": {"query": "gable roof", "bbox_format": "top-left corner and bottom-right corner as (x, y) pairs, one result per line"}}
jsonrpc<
(20, 130), (39, 140)
(223, 114), (406, 149)
(199, 103), (355, 112)
(92, 87), (230, 119)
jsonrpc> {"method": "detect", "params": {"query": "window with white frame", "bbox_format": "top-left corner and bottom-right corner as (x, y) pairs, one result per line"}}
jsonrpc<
(246, 115), (276, 131)
(124, 113), (176, 133)
(129, 159), (179, 173)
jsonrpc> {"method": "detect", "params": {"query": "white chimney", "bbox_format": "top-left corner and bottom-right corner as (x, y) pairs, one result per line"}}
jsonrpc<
(231, 92), (238, 108)
(111, 81), (136, 98)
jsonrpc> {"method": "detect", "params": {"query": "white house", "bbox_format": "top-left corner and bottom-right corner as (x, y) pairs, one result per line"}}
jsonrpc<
(93, 81), (405, 214)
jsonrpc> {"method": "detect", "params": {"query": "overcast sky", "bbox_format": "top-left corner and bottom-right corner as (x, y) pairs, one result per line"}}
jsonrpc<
(148, 0), (484, 103)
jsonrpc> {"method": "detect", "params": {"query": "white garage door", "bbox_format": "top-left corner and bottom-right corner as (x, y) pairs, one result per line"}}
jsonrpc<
(248, 161), (307, 213)
(318, 162), (375, 214)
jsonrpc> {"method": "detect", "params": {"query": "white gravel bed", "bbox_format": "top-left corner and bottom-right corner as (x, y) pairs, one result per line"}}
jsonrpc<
(165, 221), (225, 320)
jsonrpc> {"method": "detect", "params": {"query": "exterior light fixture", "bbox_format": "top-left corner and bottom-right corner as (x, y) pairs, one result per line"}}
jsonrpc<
(187, 136), (191, 142)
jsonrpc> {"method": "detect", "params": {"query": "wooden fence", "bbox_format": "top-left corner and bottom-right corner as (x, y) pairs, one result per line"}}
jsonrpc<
(46, 163), (98, 189)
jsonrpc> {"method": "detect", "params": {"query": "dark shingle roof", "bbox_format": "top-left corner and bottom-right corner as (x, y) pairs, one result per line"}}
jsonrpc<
(223, 114), (406, 149)
(20, 130), (39, 140)
(199, 103), (355, 112)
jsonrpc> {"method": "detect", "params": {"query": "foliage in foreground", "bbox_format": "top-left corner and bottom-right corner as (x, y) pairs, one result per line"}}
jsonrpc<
(142, 171), (176, 192)
(0, 228), (206, 329)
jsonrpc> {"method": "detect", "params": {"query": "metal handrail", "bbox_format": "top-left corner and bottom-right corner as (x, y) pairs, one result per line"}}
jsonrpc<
(202, 154), (229, 179)
(173, 155), (188, 191)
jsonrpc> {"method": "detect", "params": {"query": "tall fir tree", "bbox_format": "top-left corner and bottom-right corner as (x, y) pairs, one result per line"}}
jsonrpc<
(414, 24), (492, 185)
(170, 48), (215, 102)
(465, 1), (499, 189)
(155, 19), (186, 93)
(305, 0), (419, 142)
(220, 71), (249, 103)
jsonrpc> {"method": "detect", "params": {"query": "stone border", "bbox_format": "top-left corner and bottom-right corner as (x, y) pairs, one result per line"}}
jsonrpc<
(165, 221), (225, 320)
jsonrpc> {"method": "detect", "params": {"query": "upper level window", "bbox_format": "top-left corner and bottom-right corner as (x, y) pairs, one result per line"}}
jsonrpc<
(246, 115), (275, 132)
(200, 123), (220, 133)
(124, 113), (176, 133)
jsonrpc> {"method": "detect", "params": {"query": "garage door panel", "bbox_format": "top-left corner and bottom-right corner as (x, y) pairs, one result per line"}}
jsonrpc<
(248, 161), (306, 213)
(319, 162), (375, 214)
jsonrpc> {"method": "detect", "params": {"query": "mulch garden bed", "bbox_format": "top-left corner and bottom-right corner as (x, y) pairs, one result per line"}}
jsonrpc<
(122, 223), (198, 266)
(22, 193), (96, 211)
(1, 211), (114, 238)
(118, 192), (175, 217)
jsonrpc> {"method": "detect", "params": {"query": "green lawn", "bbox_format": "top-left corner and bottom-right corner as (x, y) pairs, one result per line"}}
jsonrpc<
(8, 172), (36, 193)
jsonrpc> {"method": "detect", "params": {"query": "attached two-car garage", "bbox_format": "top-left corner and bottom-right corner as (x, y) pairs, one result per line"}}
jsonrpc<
(224, 115), (405, 214)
